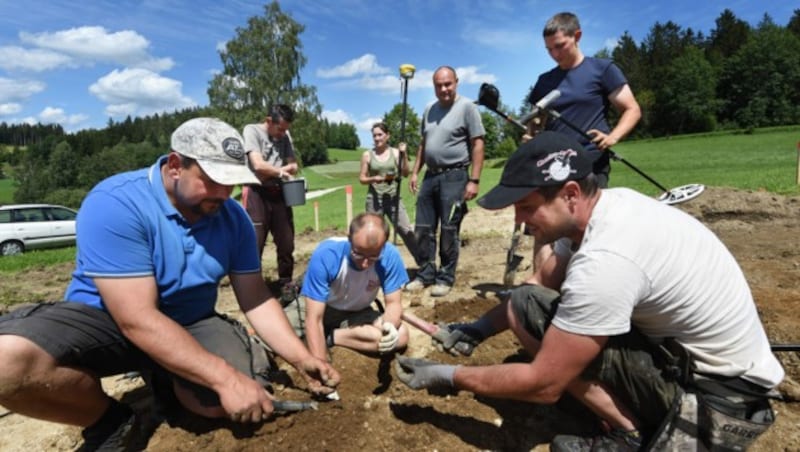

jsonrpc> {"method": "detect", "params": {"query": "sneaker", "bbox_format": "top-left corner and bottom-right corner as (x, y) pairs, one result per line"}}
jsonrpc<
(79, 402), (140, 451)
(430, 284), (452, 297)
(404, 279), (426, 292)
(550, 428), (643, 452)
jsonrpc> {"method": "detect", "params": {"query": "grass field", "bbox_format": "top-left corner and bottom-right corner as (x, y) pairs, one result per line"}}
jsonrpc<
(1, 127), (799, 271)
(294, 126), (800, 232)
(0, 178), (14, 204)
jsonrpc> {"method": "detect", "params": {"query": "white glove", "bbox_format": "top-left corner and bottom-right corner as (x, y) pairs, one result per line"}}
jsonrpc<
(378, 322), (399, 353)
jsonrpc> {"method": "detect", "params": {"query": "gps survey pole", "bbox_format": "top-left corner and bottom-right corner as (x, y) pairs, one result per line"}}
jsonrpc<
(394, 63), (415, 245)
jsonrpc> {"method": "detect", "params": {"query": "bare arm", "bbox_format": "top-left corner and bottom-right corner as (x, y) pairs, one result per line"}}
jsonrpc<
(454, 325), (606, 403)
(96, 276), (271, 420)
(464, 136), (485, 201)
(409, 139), (426, 195)
(246, 151), (283, 182)
(381, 289), (403, 328)
(589, 84), (641, 150)
(398, 143), (410, 177)
(523, 246), (569, 290)
(303, 298), (329, 363)
(358, 151), (375, 185)
(232, 273), (339, 392)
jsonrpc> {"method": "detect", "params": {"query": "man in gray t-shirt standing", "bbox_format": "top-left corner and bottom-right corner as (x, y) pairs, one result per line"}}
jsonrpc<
(406, 66), (485, 297)
(242, 104), (299, 287)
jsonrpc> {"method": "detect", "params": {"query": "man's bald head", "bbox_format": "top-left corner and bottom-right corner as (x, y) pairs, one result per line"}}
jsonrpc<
(349, 212), (390, 247)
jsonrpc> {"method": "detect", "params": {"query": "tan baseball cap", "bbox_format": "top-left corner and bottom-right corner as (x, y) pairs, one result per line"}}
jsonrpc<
(170, 117), (259, 185)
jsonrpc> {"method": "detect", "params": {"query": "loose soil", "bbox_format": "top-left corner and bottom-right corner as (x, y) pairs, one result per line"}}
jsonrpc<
(1, 187), (799, 451)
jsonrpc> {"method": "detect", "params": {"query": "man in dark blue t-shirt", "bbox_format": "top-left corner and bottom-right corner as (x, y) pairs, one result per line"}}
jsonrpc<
(527, 11), (641, 187)
(526, 11), (643, 270)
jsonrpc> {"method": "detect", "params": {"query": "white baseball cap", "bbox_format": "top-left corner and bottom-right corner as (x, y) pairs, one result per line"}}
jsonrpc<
(170, 117), (259, 185)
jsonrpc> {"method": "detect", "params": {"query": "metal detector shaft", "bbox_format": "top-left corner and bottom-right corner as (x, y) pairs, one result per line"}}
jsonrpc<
(546, 109), (670, 193)
(772, 344), (800, 352)
(489, 106), (526, 130)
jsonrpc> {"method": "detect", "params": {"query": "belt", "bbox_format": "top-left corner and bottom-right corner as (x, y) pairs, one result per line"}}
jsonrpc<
(250, 183), (282, 195)
(427, 163), (469, 175)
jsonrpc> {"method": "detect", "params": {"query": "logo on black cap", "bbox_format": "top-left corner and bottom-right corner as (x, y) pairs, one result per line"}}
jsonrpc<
(539, 149), (578, 182)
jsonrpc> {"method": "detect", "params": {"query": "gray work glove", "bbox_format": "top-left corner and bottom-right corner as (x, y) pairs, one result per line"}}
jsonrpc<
(395, 356), (458, 390)
(435, 323), (484, 356)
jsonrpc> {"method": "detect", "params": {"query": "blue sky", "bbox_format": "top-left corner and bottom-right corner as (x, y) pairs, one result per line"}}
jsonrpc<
(0, 1), (796, 147)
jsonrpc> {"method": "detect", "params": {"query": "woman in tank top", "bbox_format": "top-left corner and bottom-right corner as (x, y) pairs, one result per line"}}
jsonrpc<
(359, 122), (419, 261)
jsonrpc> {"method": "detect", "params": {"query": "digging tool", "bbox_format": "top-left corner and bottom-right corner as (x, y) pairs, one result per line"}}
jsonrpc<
(393, 63), (416, 245)
(474, 83), (528, 282)
(272, 399), (319, 414)
(401, 312), (472, 356)
(503, 222), (524, 286)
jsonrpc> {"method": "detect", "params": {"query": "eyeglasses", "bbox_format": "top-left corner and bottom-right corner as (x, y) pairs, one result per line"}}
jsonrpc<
(350, 246), (383, 263)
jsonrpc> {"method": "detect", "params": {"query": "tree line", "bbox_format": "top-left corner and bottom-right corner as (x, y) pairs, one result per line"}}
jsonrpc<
(1, 4), (798, 207)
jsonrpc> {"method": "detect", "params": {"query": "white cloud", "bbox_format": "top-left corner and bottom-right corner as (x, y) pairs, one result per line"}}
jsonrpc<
(0, 46), (74, 72)
(0, 77), (46, 103)
(38, 106), (88, 126)
(358, 116), (383, 132)
(322, 109), (354, 124)
(453, 66), (497, 85)
(0, 103), (22, 115)
(317, 54), (390, 78)
(462, 27), (535, 50)
(19, 26), (174, 71)
(604, 38), (620, 50)
(327, 66), (496, 95)
(89, 68), (195, 118)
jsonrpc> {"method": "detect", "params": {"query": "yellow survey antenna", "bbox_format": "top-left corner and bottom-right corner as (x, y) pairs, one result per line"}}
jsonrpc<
(399, 64), (416, 79)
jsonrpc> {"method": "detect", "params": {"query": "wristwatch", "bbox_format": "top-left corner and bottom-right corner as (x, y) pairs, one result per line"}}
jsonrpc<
(469, 178), (480, 184)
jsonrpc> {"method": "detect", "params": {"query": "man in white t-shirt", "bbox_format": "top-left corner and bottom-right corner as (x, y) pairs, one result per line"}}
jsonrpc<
(395, 131), (784, 450)
(301, 213), (410, 362)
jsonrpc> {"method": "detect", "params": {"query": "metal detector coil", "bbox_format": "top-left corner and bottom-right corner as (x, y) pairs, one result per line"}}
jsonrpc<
(657, 184), (705, 205)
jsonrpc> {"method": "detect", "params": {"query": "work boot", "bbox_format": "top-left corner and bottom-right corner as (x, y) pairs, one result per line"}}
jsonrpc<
(280, 281), (299, 306)
(403, 279), (426, 293)
(79, 401), (140, 452)
(550, 428), (643, 452)
(430, 284), (452, 297)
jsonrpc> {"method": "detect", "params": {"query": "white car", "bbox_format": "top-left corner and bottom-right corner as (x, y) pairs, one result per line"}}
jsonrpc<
(0, 204), (78, 256)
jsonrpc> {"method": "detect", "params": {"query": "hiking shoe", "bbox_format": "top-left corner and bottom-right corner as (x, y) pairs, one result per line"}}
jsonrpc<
(430, 284), (452, 297)
(404, 279), (426, 293)
(79, 401), (140, 452)
(550, 428), (643, 452)
(280, 281), (299, 306)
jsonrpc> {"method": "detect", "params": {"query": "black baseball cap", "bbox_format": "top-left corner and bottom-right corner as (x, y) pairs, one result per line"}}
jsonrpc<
(477, 131), (600, 210)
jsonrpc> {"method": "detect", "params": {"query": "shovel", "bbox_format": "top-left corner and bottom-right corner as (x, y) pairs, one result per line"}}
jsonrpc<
(503, 223), (524, 287)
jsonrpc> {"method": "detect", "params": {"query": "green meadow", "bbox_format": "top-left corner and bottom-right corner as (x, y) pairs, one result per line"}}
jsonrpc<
(2, 127), (799, 272)
(294, 127), (800, 232)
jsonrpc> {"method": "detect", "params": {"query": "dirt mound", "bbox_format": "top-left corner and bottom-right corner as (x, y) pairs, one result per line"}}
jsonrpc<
(2, 187), (799, 451)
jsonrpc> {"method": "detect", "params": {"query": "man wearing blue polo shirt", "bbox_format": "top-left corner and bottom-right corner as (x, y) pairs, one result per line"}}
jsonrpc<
(0, 118), (339, 451)
(302, 213), (409, 361)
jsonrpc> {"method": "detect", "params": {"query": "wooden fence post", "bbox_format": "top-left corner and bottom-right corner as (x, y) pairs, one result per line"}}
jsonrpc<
(345, 185), (353, 228)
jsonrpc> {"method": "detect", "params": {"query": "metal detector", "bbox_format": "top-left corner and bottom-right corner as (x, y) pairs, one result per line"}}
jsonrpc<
(393, 64), (416, 245)
(475, 83), (705, 205)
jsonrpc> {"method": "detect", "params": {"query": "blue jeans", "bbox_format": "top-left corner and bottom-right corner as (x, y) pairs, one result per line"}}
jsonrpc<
(413, 168), (468, 286)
